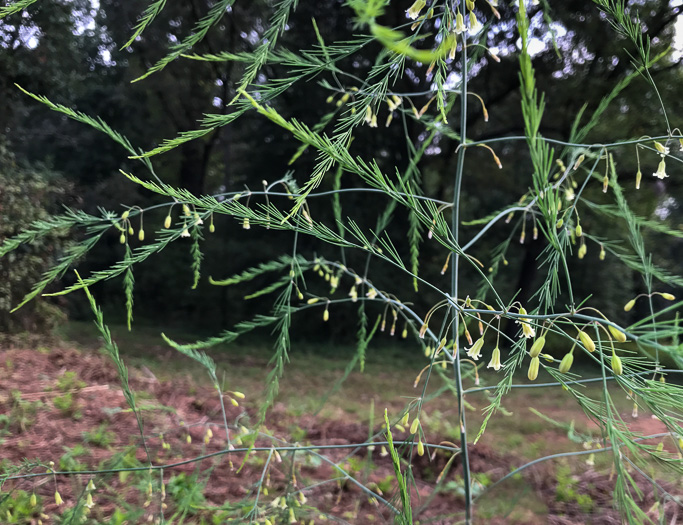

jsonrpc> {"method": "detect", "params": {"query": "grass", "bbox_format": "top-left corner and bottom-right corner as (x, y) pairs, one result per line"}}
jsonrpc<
(56, 321), (649, 454)
(32, 321), (677, 522)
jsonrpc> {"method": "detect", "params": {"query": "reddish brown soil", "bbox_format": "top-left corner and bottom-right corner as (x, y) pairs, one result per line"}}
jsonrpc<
(0, 341), (680, 524)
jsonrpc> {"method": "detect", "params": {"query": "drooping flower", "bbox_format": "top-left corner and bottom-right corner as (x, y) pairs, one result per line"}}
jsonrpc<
(487, 346), (501, 371)
(406, 0), (426, 20)
(469, 11), (483, 34)
(516, 308), (535, 338)
(654, 141), (669, 156)
(466, 337), (484, 360)
(454, 11), (466, 34)
(653, 159), (668, 179)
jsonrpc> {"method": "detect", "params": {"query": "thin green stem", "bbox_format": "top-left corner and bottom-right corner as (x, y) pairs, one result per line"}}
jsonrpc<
(451, 32), (472, 524)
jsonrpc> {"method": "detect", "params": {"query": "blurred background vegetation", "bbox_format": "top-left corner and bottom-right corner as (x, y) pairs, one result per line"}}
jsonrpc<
(1, 0), (681, 342)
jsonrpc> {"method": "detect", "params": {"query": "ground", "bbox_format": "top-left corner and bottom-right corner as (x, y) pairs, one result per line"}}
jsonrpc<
(0, 324), (680, 524)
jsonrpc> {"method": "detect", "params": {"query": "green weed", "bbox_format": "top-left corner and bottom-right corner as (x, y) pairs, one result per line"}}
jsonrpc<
(83, 424), (116, 448)
(53, 392), (82, 420)
(59, 444), (89, 472)
(56, 371), (86, 392)
(0, 490), (42, 524)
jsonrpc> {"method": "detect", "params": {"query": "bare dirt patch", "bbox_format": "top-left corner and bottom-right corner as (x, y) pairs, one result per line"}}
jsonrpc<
(1, 342), (679, 524)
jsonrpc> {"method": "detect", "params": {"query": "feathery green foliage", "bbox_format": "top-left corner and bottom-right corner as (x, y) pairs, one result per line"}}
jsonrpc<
(2, 0), (682, 523)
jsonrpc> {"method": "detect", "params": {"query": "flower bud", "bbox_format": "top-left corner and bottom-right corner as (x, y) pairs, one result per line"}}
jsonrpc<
(528, 356), (540, 381)
(635, 169), (642, 189)
(611, 351), (623, 376)
(419, 323), (428, 339)
(128, 226), (134, 236)
(599, 245), (606, 260)
(164, 215), (172, 229)
(608, 325), (627, 343)
(435, 337), (447, 355)
(30, 493), (37, 507)
(209, 223), (215, 233)
(556, 219), (563, 229)
(323, 308), (329, 322)
(661, 293), (675, 301)
(529, 335), (546, 358)
(243, 217), (250, 229)
(122, 210), (130, 220)
(410, 418), (420, 435)
(119, 232), (126, 244)
(559, 352), (574, 374)
(138, 229), (145, 241)
(417, 439), (425, 456)
(575, 224), (582, 237)
(578, 331), (595, 352)
(624, 299), (636, 312)
(578, 243), (587, 259)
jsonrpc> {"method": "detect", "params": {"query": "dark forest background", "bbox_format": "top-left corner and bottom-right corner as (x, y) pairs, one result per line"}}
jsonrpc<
(1, 0), (681, 341)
